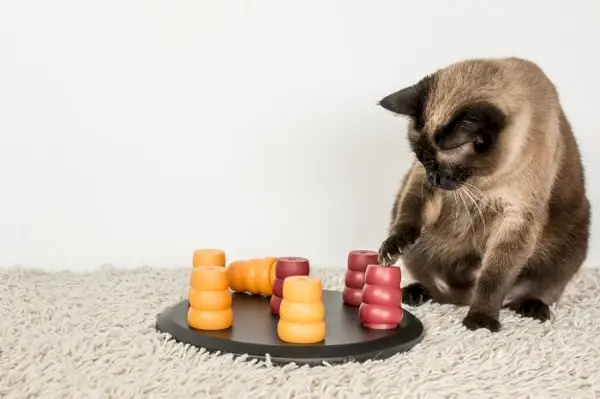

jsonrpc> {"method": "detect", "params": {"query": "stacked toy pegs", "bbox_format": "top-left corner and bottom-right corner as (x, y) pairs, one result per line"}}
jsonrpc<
(187, 266), (233, 330)
(359, 264), (403, 330)
(342, 250), (379, 306)
(277, 276), (326, 344)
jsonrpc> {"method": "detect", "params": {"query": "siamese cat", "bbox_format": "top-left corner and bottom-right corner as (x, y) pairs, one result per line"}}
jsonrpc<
(377, 57), (590, 332)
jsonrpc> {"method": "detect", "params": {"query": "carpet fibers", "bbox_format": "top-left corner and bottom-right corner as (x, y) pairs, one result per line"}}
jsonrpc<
(1, 265), (600, 398)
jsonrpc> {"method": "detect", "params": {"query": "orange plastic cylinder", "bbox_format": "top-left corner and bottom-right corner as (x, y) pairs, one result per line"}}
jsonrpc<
(279, 300), (325, 324)
(269, 260), (277, 288)
(277, 275), (326, 343)
(226, 261), (245, 292)
(193, 249), (226, 268)
(188, 288), (232, 311)
(282, 276), (323, 303)
(187, 265), (233, 330)
(277, 320), (326, 344)
(241, 260), (259, 294)
(249, 257), (277, 296)
(188, 307), (233, 330)
(226, 257), (277, 296)
(190, 266), (229, 291)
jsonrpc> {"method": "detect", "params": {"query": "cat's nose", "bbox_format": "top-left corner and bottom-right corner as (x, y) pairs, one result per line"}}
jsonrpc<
(427, 169), (460, 190)
(426, 170), (441, 186)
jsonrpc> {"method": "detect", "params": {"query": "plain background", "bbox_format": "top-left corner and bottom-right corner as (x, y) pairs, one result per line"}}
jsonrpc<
(1, 0), (598, 271)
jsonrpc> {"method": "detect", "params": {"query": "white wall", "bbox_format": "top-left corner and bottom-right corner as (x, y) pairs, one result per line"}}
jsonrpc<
(1, 0), (598, 271)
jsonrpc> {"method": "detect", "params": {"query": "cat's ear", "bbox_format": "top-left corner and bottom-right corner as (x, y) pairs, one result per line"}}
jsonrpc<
(379, 85), (420, 116)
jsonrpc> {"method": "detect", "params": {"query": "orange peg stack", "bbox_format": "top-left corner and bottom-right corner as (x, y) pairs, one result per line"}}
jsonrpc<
(187, 266), (233, 330)
(277, 276), (326, 344)
(226, 257), (278, 296)
(192, 248), (226, 268)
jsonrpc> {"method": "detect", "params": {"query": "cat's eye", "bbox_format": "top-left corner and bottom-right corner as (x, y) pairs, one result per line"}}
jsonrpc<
(437, 127), (474, 150)
(473, 134), (491, 152)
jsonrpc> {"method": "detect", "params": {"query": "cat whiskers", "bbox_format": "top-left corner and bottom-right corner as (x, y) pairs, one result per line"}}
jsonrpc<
(456, 189), (475, 234)
(462, 182), (503, 216)
(452, 191), (459, 230)
(460, 185), (486, 236)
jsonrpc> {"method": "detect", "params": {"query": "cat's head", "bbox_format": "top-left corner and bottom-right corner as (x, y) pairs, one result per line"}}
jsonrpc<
(379, 59), (515, 191)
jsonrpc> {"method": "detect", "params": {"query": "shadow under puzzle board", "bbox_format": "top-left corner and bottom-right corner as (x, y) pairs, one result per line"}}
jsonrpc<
(155, 289), (425, 366)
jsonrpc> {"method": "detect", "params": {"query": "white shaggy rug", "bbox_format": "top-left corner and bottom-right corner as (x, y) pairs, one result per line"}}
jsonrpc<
(1, 265), (600, 398)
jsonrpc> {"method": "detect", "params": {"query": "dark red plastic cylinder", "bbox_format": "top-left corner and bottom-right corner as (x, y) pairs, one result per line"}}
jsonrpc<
(364, 264), (401, 287)
(347, 250), (379, 272)
(344, 270), (366, 290)
(342, 287), (363, 307)
(272, 278), (284, 298)
(359, 303), (403, 329)
(362, 284), (402, 306)
(270, 295), (283, 315)
(275, 257), (310, 278)
(343, 250), (379, 306)
(359, 264), (403, 329)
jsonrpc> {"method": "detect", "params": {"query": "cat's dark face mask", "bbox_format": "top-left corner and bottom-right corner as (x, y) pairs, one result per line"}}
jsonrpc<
(379, 82), (507, 189)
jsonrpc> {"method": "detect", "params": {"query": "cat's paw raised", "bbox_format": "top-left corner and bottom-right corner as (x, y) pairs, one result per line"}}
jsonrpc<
(462, 311), (500, 332)
(401, 283), (431, 307)
(378, 224), (420, 265)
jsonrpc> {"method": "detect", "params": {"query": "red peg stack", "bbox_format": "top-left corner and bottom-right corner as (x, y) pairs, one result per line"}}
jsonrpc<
(359, 264), (403, 330)
(270, 257), (310, 315)
(342, 250), (379, 307)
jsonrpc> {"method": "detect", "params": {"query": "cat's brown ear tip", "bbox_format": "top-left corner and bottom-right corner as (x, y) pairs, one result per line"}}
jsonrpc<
(378, 96), (396, 113)
(378, 86), (419, 116)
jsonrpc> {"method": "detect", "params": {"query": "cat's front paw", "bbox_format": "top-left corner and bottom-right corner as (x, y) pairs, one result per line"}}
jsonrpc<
(402, 283), (432, 307)
(378, 224), (420, 265)
(462, 310), (501, 332)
